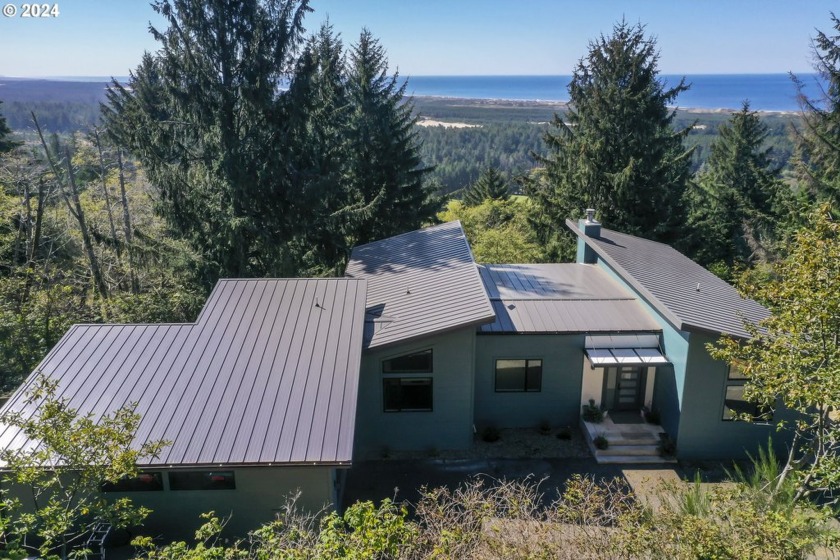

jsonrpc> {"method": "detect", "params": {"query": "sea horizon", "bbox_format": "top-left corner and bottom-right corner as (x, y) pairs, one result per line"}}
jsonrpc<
(0, 73), (823, 112)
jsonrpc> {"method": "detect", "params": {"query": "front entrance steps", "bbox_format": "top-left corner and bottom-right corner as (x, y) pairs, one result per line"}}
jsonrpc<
(581, 415), (676, 464)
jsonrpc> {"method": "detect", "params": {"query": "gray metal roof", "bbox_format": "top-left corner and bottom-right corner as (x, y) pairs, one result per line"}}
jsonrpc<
(0, 278), (367, 467)
(479, 264), (661, 333)
(345, 221), (496, 349)
(567, 220), (769, 338)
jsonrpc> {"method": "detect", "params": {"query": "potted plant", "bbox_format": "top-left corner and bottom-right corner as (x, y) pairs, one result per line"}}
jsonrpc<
(582, 399), (604, 423)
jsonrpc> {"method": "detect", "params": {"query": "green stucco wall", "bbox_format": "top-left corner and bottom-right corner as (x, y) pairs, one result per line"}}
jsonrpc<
(585, 245), (795, 461)
(676, 331), (794, 460)
(593, 258), (687, 440)
(354, 328), (476, 456)
(4, 466), (337, 540)
(474, 334), (584, 429)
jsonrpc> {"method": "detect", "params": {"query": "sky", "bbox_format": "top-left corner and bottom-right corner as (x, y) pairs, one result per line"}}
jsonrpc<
(0, 0), (836, 78)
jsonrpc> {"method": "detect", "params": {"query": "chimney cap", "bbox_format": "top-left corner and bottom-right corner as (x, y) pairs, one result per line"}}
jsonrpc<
(585, 208), (597, 223)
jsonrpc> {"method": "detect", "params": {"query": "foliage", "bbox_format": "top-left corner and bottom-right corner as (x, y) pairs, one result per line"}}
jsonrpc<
(461, 167), (510, 206)
(527, 20), (693, 259)
(686, 102), (790, 272)
(581, 398), (603, 423)
(793, 12), (840, 213)
(103, 0), (312, 280)
(0, 101), (21, 154)
(0, 129), (205, 391)
(617, 474), (836, 559)
(710, 204), (840, 504)
(593, 435), (609, 450)
(438, 199), (544, 264)
(286, 26), (437, 275)
(0, 376), (168, 559)
(105, 4), (437, 281)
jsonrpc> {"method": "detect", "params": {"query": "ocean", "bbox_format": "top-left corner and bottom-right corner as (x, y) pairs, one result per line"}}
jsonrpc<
(403, 74), (823, 112)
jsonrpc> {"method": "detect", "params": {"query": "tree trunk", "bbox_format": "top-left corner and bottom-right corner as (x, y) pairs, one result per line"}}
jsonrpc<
(64, 148), (109, 299)
(116, 149), (139, 294)
(93, 129), (120, 258)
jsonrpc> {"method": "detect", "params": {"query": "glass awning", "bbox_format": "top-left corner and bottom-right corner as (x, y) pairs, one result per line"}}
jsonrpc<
(584, 335), (670, 367)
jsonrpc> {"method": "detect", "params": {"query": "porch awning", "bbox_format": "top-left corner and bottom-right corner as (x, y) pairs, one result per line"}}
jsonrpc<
(584, 335), (670, 367)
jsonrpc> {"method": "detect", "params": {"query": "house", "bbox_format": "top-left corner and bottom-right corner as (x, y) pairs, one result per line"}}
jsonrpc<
(0, 213), (788, 536)
(0, 278), (368, 537)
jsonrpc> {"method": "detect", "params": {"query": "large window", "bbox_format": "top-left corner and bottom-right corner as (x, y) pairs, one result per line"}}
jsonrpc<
(102, 472), (163, 492)
(382, 349), (432, 373)
(169, 470), (236, 491)
(383, 377), (433, 412)
(495, 359), (542, 392)
(722, 363), (770, 421)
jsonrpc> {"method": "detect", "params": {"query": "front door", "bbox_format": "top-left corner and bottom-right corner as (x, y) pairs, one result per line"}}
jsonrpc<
(613, 366), (644, 411)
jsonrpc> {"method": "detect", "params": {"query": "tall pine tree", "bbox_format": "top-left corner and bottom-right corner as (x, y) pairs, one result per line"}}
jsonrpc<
(103, 0), (312, 280)
(793, 12), (840, 214)
(341, 29), (436, 247)
(462, 167), (510, 206)
(0, 101), (20, 155)
(528, 21), (692, 258)
(687, 102), (787, 270)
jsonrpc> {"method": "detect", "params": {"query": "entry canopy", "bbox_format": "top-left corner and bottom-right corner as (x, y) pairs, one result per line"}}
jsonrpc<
(584, 334), (670, 367)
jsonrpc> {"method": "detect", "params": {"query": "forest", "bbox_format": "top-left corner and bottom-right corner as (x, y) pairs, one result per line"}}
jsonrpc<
(0, 0), (839, 556)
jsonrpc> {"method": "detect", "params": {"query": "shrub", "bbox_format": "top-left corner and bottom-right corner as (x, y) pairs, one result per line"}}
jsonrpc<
(582, 399), (604, 423)
(658, 433), (676, 457)
(482, 425), (501, 442)
(556, 426), (572, 440)
(538, 419), (552, 434)
(594, 435), (609, 450)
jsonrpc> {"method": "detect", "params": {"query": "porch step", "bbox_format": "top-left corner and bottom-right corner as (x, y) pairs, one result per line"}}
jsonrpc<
(597, 444), (660, 456)
(596, 454), (677, 465)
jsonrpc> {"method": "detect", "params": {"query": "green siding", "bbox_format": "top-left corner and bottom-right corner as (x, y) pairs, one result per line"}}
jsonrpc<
(593, 258), (687, 440)
(587, 249), (795, 461)
(474, 334), (584, 428)
(6, 466), (336, 540)
(676, 331), (794, 460)
(354, 328), (476, 455)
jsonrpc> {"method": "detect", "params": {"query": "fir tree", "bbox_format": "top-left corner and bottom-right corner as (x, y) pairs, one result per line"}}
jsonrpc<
(687, 102), (787, 270)
(462, 167), (510, 206)
(103, 0), (312, 280)
(341, 29), (437, 248)
(528, 20), (692, 258)
(793, 12), (840, 214)
(0, 101), (21, 155)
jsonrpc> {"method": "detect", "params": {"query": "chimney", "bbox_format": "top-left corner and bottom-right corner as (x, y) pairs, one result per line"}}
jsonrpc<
(576, 208), (600, 264)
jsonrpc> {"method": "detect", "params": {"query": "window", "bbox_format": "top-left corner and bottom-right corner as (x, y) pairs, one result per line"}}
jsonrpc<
(102, 472), (163, 492)
(722, 363), (770, 422)
(495, 359), (542, 392)
(169, 470), (236, 491)
(383, 377), (432, 411)
(382, 349), (432, 373)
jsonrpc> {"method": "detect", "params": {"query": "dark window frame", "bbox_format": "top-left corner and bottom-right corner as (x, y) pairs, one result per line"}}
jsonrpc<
(101, 471), (164, 492)
(722, 363), (772, 423)
(381, 349), (433, 374)
(494, 358), (543, 393)
(168, 470), (236, 491)
(382, 376), (433, 412)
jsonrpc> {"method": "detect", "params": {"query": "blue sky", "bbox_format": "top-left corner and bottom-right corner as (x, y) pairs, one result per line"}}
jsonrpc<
(0, 0), (835, 78)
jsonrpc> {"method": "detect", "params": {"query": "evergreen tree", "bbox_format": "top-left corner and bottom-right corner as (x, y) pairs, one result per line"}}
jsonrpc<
(103, 0), (312, 280)
(284, 22), (352, 274)
(528, 21), (692, 258)
(341, 29), (437, 247)
(462, 167), (510, 206)
(0, 101), (20, 155)
(793, 13), (840, 213)
(687, 102), (787, 270)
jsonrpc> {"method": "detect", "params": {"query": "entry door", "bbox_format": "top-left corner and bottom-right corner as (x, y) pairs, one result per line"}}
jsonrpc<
(614, 366), (644, 410)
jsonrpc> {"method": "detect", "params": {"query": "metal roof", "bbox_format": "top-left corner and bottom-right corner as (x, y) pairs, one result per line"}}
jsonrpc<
(0, 278), (367, 467)
(345, 221), (496, 349)
(567, 220), (769, 338)
(478, 264), (661, 333)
